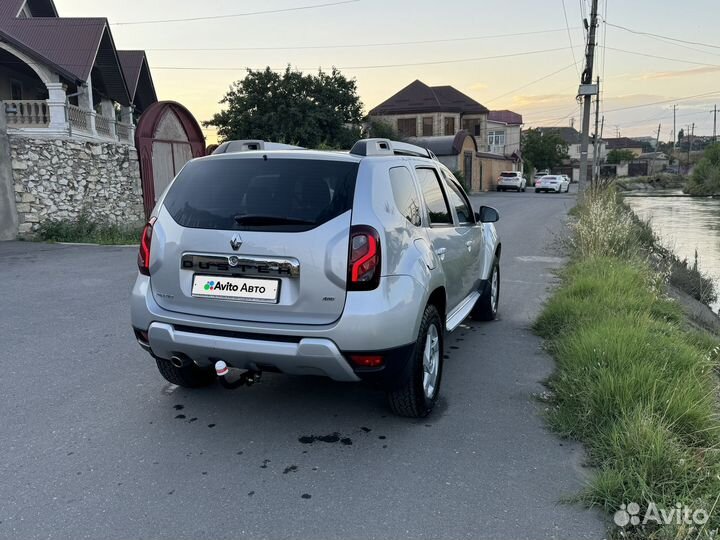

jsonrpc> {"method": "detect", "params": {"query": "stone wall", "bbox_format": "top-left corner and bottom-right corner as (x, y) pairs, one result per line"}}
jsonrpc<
(9, 136), (144, 234)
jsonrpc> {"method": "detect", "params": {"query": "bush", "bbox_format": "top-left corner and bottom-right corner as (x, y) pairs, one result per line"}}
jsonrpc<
(36, 214), (143, 245)
(686, 144), (720, 196)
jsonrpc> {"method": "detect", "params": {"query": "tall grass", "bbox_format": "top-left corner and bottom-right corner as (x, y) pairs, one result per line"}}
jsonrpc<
(36, 214), (143, 245)
(536, 187), (720, 537)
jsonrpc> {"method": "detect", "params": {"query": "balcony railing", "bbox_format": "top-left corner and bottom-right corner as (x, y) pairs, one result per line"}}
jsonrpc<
(116, 122), (133, 143)
(3, 100), (50, 128)
(95, 114), (115, 138)
(3, 100), (134, 146)
(67, 104), (90, 132)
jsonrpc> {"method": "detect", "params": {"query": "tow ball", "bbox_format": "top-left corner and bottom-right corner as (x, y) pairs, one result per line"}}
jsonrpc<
(214, 360), (261, 389)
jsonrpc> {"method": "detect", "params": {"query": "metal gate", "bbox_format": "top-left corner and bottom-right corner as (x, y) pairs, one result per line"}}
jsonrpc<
(135, 101), (205, 217)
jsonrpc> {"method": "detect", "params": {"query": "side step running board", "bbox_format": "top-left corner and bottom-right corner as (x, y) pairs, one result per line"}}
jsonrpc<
(445, 291), (480, 332)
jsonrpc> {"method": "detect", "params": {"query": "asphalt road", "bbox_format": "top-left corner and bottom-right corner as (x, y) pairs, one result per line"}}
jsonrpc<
(0, 186), (607, 540)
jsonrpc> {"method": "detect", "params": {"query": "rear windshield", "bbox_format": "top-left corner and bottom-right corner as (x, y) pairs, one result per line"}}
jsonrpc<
(163, 157), (358, 231)
(500, 172), (518, 177)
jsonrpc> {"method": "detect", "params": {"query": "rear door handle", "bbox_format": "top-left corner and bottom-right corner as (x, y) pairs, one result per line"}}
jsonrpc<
(434, 247), (447, 260)
(465, 240), (473, 252)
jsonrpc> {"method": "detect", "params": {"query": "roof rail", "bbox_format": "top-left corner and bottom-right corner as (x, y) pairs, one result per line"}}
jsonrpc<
(350, 138), (437, 161)
(213, 140), (305, 155)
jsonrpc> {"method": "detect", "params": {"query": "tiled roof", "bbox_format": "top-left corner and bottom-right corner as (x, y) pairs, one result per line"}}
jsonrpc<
(488, 110), (523, 125)
(0, 0), (156, 110)
(535, 126), (582, 145)
(369, 80), (488, 116)
(2, 17), (107, 82)
(604, 137), (645, 149)
(118, 50), (158, 110)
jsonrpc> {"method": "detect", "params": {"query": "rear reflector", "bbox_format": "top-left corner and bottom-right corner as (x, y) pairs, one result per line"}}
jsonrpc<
(350, 355), (384, 368)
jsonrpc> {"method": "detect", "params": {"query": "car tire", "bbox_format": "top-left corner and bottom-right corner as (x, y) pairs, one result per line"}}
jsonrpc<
(472, 258), (499, 321)
(154, 356), (215, 388)
(535, 189), (540, 193)
(521, 187), (526, 192)
(387, 304), (443, 418)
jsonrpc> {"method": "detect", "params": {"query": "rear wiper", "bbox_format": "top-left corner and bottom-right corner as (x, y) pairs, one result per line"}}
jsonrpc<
(233, 214), (315, 226)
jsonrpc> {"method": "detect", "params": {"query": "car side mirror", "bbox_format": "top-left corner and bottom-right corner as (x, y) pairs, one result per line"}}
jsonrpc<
(478, 206), (499, 223)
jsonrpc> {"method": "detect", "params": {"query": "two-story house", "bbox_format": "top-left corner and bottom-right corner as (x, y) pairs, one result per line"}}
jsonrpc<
(487, 110), (522, 158)
(368, 80), (490, 144)
(0, 0), (157, 144)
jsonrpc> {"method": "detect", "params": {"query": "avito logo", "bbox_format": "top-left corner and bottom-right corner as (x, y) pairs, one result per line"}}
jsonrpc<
(203, 280), (267, 294)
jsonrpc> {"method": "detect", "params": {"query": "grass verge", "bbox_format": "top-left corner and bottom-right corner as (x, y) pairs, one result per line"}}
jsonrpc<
(36, 214), (143, 245)
(536, 187), (720, 538)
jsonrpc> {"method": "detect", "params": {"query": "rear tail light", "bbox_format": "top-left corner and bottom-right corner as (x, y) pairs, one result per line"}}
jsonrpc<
(347, 225), (381, 291)
(137, 216), (157, 276)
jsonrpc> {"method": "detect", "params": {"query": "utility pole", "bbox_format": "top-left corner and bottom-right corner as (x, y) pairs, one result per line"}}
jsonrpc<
(672, 105), (677, 151)
(593, 115), (605, 184)
(592, 77), (601, 187)
(650, 123), (661, 175)
(714, 104), (717, 143)
(687, 123), (694, 170)
(577, 0), (599, 192)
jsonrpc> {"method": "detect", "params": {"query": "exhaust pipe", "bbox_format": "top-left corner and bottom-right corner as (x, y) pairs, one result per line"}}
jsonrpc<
(215, 360), (261, 389)
(170, 355), (189, 369)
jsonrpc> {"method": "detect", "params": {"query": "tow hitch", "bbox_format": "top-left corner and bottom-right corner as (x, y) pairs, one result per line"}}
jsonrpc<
(214, 360), (262, 389)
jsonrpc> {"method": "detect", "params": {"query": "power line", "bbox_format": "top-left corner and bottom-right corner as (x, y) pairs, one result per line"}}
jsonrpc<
(144, 28), (577, 52)
(149, 46), (575, 71)
(484, 62), (579, 104)
(112, 0), (361, 25)
(604, 21), (720, 50)
(602, 46), (720, 68)
(560, 0), (581, 76)
(603, 90), (720, 114)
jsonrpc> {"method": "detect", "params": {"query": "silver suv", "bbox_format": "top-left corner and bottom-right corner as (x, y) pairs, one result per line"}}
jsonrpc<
(131, 139), (501, 417)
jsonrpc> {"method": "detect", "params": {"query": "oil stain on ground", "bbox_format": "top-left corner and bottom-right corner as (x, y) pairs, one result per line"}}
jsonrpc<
(298, 433), (352, 444)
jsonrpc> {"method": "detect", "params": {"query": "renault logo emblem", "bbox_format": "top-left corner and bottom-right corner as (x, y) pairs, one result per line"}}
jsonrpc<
(230, 233), (243, 251)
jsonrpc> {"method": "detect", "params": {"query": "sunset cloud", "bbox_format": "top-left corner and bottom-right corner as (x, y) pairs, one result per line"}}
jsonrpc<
(638, 66), (720, 81)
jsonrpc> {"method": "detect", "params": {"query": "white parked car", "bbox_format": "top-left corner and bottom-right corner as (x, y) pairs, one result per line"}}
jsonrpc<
(534, 175), (570, 193)
(496, 171), (527, 192)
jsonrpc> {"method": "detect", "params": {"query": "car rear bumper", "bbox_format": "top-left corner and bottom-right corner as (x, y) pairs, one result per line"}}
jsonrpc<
(131, 273), (428, 382)
(146, 321), (362, 381)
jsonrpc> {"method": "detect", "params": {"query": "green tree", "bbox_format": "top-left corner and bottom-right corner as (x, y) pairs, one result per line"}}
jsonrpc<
(606, 149), (636, 164)
(205, 66), (364, 149)
(521, 128), (569, 173)
(365, 118), (396, 139)
(686, 143), (720, 195)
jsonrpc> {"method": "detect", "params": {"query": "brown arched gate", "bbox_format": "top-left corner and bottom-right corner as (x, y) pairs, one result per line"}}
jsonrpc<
(135, 101), (205, 217)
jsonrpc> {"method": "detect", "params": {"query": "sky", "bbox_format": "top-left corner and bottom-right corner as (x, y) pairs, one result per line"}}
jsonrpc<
(56, 0), (720, 145)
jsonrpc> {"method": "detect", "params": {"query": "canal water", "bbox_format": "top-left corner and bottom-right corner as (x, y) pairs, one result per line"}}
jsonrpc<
(625, 190), (720, 312)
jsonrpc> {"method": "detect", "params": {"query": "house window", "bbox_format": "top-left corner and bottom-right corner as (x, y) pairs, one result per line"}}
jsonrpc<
(397, 118), (417, 138)
(462, 119), (481, 136)
(488, 130), (505, 147)
(444, 117), (456, 136)
(10, 80), (22, 100)
(422, 117), (433, 136)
